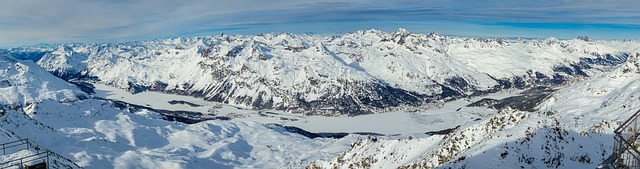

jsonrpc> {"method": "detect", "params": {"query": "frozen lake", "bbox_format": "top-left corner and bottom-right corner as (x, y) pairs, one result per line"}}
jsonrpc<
(92, 83), (517, 135)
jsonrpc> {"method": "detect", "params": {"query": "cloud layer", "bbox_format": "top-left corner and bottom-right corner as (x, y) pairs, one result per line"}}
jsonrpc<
(1, 0), (639, 47)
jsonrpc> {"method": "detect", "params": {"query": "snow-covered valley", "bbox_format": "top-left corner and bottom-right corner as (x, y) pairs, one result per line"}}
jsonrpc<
(1, 30), (640, 169)
(92, 82), (511, 135)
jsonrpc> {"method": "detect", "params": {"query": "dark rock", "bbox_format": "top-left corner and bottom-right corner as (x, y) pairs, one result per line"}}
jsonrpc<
(468, 86), (555, 112)
(425, 125), (461, 135)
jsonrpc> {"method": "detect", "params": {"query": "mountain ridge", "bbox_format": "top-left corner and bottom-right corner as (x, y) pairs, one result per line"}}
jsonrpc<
(25, 29), (640, 116)
(2, 30), (640, 168)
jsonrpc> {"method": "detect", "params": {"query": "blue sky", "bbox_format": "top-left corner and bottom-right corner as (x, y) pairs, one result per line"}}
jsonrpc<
(1, 0), (639, 47)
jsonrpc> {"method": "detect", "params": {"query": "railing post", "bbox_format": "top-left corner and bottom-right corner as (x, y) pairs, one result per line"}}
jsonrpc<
(617, 137), (622, 168)
(46, 152), (49, 169)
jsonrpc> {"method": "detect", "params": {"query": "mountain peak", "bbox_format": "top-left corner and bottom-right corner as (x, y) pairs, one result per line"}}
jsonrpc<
(577, 36), (590, 41)
(0, 49), (16, 62)
(544, 37), (559, 43)
(55, 45), (74, 53)
(394, 28), (410, 36)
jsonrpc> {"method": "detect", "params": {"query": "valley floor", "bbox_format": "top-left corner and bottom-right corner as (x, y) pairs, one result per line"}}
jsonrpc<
(92, 83), (518, 135)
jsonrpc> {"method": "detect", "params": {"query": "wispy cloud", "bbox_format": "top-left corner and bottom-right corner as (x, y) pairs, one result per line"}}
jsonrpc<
(1, 0), (639, 47)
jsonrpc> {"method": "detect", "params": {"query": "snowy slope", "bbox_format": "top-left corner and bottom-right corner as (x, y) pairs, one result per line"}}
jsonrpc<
(7, 46), (54, 62)
(312, 106), (616, 169)
(541, 53), (640, 123)
(35, 29), (639, 116)
(0, 49), (86, 109)
(1, 100), (354, 169)
(0, 50), (354, 169)
(312, 53), (640, 169)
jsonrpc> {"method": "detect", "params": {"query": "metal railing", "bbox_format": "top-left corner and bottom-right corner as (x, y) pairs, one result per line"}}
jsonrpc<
(0, 138), (81, 169)
(612, 109), (640, 168)
(1, 139), (29, 155)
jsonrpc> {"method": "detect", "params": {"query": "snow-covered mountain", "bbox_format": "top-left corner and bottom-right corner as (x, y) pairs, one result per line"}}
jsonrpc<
(34, 29), (638, 116)
(0, 50), (354, 168)
(3, 29), (640, 169)
(311, 53), (640, 169)
(0, 49), (86, 109)
(0, 41), (355, 168)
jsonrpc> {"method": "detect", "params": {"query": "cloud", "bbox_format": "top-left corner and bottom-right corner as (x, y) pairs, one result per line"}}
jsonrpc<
(0, 0), (639, 47)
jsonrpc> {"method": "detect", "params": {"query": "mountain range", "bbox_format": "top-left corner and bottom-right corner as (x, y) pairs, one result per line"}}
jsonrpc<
(1, 29), (639, 168)
(27, 29), (638, 116)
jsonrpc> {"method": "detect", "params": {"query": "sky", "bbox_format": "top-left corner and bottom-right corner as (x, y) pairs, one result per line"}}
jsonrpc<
(1, 0), (639, 47)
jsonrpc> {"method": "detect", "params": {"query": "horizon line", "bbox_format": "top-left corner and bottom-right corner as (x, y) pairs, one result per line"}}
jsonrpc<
(2, 28), (637, 49)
